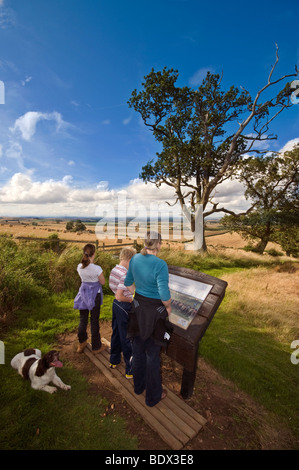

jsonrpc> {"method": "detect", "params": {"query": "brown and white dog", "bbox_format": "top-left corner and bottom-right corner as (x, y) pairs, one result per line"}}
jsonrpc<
(11, 348), (71, 394)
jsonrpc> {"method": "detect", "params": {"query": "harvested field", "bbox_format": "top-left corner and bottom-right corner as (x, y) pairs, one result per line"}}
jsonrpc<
(0, 218), (290, 256)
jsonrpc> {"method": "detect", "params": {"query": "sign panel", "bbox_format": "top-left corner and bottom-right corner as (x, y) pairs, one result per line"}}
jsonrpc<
(168, 273), (212, 330)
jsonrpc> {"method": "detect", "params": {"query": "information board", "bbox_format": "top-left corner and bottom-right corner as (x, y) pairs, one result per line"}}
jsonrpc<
(168, 273), (212, 330)
(165, 265), (228, 399)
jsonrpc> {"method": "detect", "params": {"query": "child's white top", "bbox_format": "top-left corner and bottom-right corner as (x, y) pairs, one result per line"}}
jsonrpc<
(77, 263), (103, 292)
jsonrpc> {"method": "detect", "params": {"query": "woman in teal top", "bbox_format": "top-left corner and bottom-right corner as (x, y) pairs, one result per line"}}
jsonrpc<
(125, 249), (171, 303)
(124, 231), (171, 407)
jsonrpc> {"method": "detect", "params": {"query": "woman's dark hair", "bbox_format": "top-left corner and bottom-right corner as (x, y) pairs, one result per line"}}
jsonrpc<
(81, 243), (96, 268)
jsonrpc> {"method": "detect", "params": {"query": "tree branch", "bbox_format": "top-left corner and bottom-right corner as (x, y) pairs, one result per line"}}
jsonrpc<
(205, 46), (298, 197)
(203, 203), (256, 218)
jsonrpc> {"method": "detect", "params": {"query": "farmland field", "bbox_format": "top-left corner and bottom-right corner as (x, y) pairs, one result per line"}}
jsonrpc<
(0, 216), (285, 253)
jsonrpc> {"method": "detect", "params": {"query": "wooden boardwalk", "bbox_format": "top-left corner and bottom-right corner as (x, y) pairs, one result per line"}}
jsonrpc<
(84, 341), (206, 450)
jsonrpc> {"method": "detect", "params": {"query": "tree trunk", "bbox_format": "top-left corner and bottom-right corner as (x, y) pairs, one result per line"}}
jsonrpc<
(255, 238), (269, 254)
(189, 204), (208, 252)
(255, 224), (272, 254)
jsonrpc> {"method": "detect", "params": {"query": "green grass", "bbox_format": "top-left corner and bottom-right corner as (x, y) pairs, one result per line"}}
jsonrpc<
(198, 294), (299, 439)
(1, 234), (298, 448)
(7, 291), (113, 351)
(160, 248), (299, 439)
(1, 361), (135, 450)
(159, 247), (285, 275)
(0, 293), (139, 450)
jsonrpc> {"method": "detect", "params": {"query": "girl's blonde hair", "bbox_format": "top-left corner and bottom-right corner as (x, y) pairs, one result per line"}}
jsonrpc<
(120, 247), (136, 261)
(81, 243), (96, 268)
(141, 231), (162, 256)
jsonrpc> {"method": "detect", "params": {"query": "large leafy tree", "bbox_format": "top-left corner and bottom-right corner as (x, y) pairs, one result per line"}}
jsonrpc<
(128, 46), (298, 251)
(221, 146), (299, 254)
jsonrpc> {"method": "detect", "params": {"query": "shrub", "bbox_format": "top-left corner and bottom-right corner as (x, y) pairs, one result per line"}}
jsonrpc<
(266, 248), (284, 257)
(0, 234), (119, 323)
(0, 235), (48, 320)
(42, 233), (66, 253)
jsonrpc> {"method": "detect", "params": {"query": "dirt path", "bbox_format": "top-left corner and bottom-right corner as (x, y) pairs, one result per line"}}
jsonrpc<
(58, 321), (298, 451)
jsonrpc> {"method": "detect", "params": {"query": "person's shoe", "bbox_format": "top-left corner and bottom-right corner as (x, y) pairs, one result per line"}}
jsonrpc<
(109, 363), (117, 369)
(161, 389), (167, 400)
(77, 340), (87, 353)
(125, 374), (133, 379)
(92, 343), (107, 355)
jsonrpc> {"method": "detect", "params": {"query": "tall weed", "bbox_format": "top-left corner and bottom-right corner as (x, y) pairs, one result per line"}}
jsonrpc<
(159, 247), (278, 273)
(0, 234), (118, 322)
(0, 235), (48, 318)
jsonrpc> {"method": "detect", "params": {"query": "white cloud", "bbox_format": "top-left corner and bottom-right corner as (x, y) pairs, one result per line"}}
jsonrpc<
(101, 119), (110, 125)
(189, 67), (214, 86)
(10, 111), (69, 141)
(0, 5), (16, 28)
(0, 137), (297, 217)
(97, 181), (109, 190)
(68, 160), (75, 166)
(21, 76), (32, 86)
(245, 133), (271, 151)
(279, 138), (299, 154)
(0, 173), (72, 204)
(210, 178), (249, 214)
(5, 141), (26, 171)
(0, 173), (176, 216)
(124, 178), (175, 203)
(123, 117), (132, 126)
(0, 171), (248, 218)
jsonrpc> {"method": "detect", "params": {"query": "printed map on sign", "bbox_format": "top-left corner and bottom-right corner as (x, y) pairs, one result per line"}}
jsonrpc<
(168, 273), (212, 330)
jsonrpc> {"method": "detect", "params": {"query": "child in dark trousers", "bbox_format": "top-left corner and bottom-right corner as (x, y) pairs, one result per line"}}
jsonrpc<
(108, 247), (136, 378)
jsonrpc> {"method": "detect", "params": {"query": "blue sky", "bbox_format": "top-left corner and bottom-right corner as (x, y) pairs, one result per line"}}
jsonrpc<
(0, 0), (298, 217)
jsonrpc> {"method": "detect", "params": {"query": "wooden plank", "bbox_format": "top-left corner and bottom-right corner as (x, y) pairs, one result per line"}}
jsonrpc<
(166, 388), (207, 427)
(100, 343), (206, 426)
(91, 348), (190, 446)
(84, 347), (185, 450)
(165, 394), (206, 431)
(156, 401), (196, 439)
(84, 343), (206, 450)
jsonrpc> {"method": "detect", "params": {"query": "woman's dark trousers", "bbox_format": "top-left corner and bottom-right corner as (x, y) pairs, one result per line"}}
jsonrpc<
(78, 293), (102, 351)
(132, 335), (162, 407)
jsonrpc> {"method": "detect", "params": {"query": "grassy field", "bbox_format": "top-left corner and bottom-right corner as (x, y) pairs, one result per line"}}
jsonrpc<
(199, 267), (298, 433)
(0, 295), (140, 450)
(0, 230), (298, 449)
